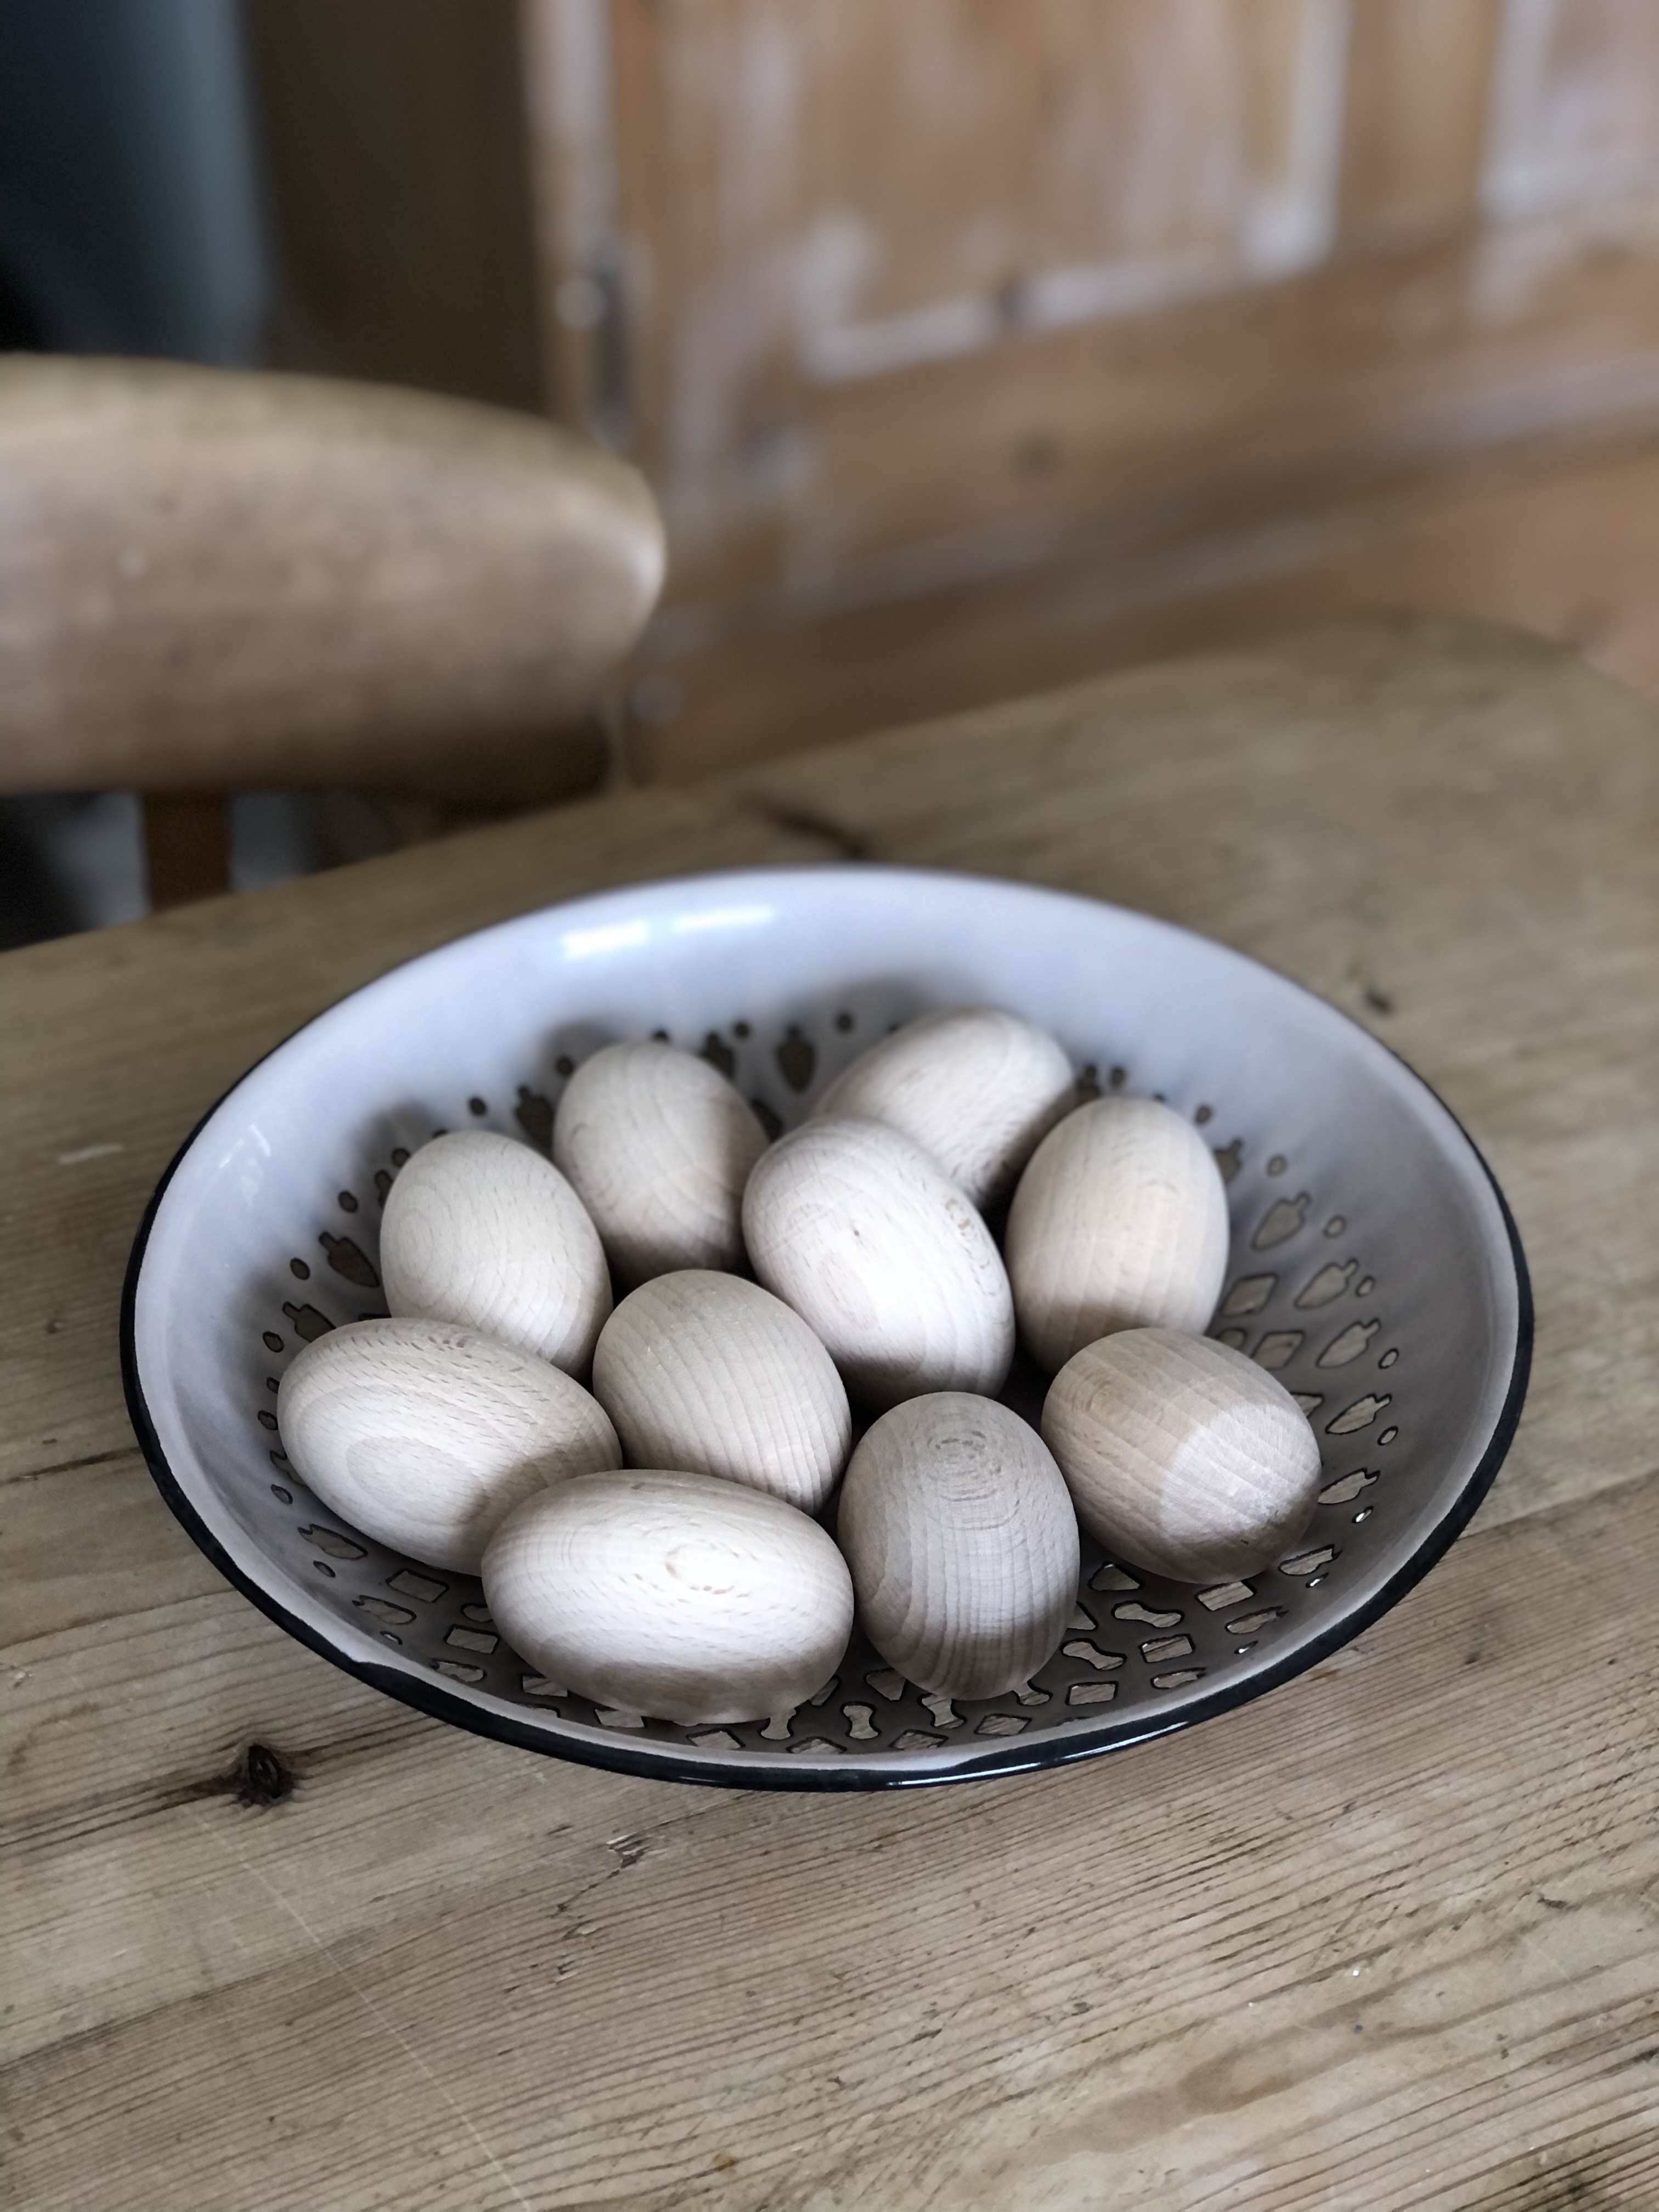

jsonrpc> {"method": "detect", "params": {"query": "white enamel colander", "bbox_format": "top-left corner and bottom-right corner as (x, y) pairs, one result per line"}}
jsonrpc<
(123, 867), (1530, 1788)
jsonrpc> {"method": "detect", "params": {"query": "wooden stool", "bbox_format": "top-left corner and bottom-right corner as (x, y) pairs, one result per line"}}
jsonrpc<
(0, 357), (664, 906)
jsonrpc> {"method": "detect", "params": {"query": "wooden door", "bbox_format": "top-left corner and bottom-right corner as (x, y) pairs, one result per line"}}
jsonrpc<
(253, 0), (1659, 777)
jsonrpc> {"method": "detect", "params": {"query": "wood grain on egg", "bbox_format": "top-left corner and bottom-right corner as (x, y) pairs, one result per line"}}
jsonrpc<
(482, 1469), (854, 1726)
(812, 1006), (1076, 1211)
(552, 1040), (768, 1285)
(838, 1393), (1079, 1700)
(276, 1317), (621, 1574)
(743, 1117), (1015, 1411)
(1006, 1096), (1229, 1372)
(592, 1271), (850, 1511)
(379, 1129), (611, 1370)
(1041, 1327), (1323, 1583)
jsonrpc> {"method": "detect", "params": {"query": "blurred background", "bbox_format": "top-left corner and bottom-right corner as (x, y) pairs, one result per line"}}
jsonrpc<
(4, 0), (1657, 945)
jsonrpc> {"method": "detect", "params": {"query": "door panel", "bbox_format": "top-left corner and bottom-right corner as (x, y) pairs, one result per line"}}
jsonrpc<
(251, 1), (1659, 775)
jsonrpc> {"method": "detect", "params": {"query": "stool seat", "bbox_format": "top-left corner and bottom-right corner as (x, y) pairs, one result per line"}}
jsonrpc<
(0, 359), (664, 855)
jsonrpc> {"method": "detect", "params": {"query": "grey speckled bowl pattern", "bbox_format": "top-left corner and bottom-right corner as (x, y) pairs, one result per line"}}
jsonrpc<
(123, 867), (1529, 1789)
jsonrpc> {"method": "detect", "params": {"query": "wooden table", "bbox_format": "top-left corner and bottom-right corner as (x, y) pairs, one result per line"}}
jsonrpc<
(4, 616), (1656, 2211)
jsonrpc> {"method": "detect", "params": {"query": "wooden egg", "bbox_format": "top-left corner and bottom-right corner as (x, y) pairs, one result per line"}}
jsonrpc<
(482, 1469), (855, 1725)
(552, 1040), (769, 1285)
(1005, 1095), (1229, 1372)
(743, 1117), (1015, 1410)
(837, 1393), (1080, 1700)
(813, 1006), (1076, 1211)
(592, 1270), (850, 1512)
(1041, 1327), (1323, 1582)
(379, 1130), (611, 1371)
(276, 1317), (621, 1574)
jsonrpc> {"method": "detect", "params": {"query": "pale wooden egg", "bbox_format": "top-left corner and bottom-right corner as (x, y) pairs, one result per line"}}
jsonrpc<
(276, 1317), (621, 1574)
(592, 1270), (850, 1512)
(742, 1116), (1015, 1411)
(812, 1006), (1076, 1211)
(552, 1040), (769, 1285)
(837, 1392), (1080, 1700)
(1005, 1095), (1229, 1372)
(482, 1469), (855, 1726)
(1041, 1327), (1323, 1583)
(379, 1130), (611, 1371)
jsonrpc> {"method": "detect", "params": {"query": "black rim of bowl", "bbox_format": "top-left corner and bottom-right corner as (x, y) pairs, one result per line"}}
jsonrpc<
(119, 870), (1533, 1793)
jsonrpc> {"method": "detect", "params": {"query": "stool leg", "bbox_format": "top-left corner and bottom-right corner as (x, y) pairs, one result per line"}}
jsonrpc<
(143, 794), (230, 909)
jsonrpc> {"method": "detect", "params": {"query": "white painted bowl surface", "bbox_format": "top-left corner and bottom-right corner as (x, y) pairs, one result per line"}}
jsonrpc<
(124, 867), (1528, 1788)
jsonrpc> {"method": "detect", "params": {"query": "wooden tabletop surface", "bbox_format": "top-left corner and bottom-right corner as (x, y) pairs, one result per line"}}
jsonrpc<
(3, 616), (1656, 2212)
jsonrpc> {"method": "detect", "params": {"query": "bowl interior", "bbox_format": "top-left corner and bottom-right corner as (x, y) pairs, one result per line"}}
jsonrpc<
(127, 867), (1526, 1786)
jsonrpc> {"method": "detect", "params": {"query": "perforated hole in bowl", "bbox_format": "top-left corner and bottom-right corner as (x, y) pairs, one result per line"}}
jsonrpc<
(250, 994), (1416, 1765)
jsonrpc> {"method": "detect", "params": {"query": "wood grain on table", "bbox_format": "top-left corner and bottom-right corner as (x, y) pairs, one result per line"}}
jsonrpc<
(2, 617), (1656, 2211)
